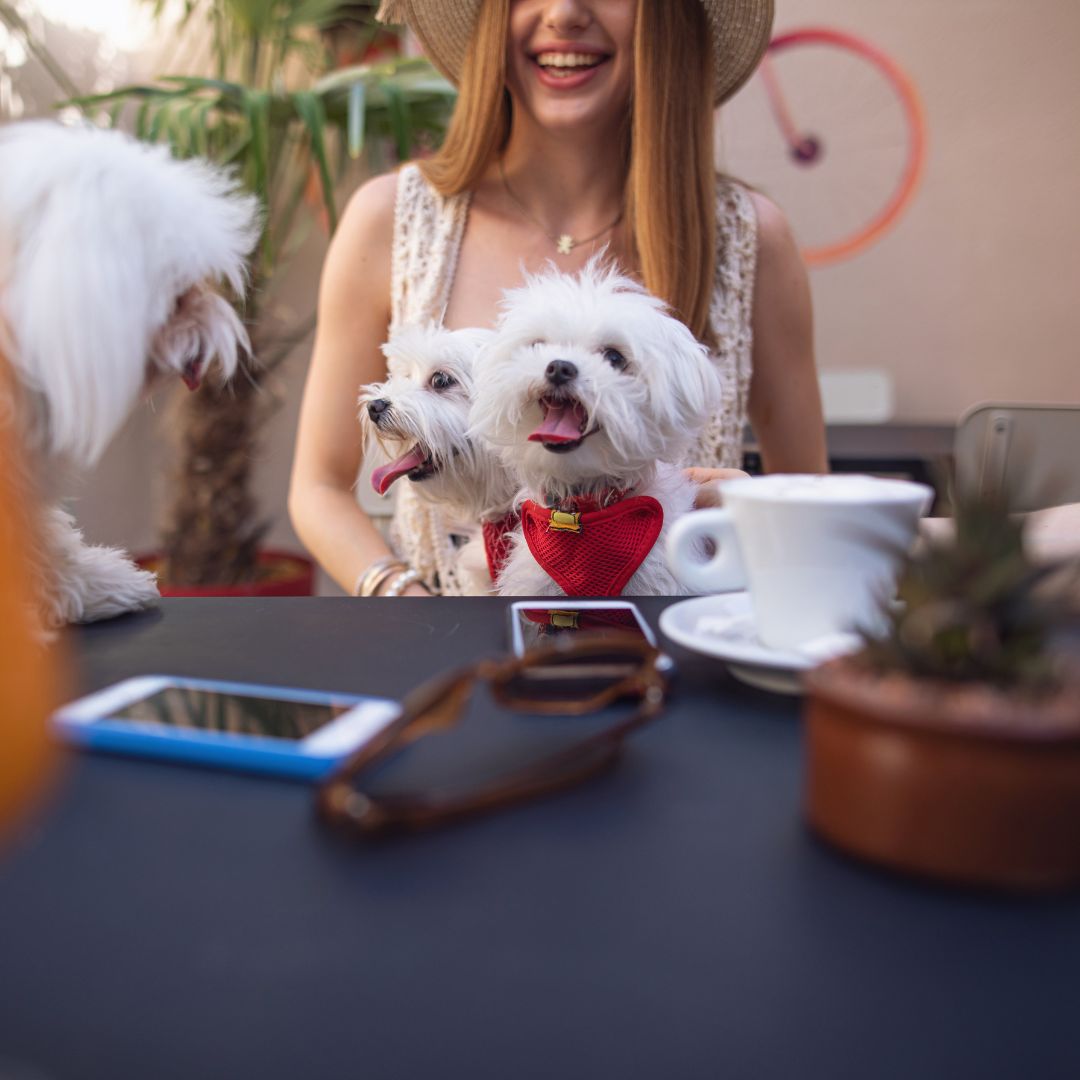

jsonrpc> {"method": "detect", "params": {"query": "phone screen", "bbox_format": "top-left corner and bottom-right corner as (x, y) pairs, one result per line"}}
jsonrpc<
(110, 687), (354, 741)
(514, 605), (649, 650)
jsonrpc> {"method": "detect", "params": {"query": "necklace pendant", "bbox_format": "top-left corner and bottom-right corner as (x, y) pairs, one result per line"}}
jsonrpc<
(556, 234), (574, 255)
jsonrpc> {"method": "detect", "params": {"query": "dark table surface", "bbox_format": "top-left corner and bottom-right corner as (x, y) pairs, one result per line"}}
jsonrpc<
(2, 598), (1078, 1080)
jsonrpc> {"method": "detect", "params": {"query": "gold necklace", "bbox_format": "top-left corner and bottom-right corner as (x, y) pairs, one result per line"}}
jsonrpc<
(499, 159), (623, 256)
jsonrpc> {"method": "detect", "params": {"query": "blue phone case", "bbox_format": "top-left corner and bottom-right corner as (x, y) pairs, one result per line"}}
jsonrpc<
(54, 676), (399, 782)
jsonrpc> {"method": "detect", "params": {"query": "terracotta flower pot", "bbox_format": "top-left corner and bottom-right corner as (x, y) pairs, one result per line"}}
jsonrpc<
(137, 550), (315, 597)
(804, 656), (1080, 893)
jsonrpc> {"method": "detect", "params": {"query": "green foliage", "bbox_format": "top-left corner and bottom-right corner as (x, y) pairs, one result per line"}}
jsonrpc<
(55, 0), (457, 584)
(66, 0), (454, 300)
(861, 483), (1078, 693)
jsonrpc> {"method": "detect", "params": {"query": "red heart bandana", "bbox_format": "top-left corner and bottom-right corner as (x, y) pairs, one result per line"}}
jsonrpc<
(519, 496), (664, 597)
(482, 513), (519, 583)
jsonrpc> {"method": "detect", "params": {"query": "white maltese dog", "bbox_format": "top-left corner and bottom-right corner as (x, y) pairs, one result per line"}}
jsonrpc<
(471, 259), (722, 597)
(360, 323), (519, 593)
(0, 121), (259, 630)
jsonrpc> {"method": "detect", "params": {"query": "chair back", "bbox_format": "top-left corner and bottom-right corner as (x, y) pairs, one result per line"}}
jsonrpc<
(954, 403), (1080, 512)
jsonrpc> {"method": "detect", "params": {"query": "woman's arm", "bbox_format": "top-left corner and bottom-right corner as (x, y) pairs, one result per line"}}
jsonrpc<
(288, 172), (427, 595)
(746, 192), (829, 474)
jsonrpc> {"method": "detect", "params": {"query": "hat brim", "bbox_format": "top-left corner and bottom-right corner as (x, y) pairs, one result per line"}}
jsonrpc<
(377, 0), (774, 107)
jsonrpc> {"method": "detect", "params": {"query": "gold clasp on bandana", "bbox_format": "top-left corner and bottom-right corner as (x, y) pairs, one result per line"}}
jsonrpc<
(549, 610), (581, 629)
(548, 509), (582, 533)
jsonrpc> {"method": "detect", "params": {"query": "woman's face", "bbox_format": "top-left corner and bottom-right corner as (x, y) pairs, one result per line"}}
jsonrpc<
(506, 0), (636, 136)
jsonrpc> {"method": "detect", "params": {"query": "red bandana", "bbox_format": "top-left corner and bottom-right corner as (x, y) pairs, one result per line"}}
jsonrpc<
(519, 495), (664, 597)
(482, 513), (519, 583)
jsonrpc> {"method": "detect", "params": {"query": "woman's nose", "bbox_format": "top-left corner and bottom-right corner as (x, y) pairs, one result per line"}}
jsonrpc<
(541, 0), (593, 34)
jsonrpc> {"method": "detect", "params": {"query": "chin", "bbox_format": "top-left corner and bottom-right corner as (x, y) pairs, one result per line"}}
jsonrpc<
(470, 257), (725, 597)
(0, 121), (258, 633)
(515, 90), (629, 137)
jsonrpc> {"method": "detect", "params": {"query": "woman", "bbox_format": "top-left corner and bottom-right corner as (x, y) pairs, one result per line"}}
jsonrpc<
(289, 0), (828, 597)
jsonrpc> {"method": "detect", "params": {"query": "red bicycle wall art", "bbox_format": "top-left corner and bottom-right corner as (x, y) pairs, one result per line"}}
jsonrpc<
(721, 27), (927, 268)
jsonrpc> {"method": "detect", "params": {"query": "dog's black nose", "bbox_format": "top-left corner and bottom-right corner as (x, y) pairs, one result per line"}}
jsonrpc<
(367, 398), (391, 421)
(545, 360), (578, 386)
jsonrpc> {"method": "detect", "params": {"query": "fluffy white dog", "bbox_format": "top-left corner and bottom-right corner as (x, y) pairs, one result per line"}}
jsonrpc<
(0, 121), (259, 630)
(360, 323), (518, 593)
(471, 260), (722, 597)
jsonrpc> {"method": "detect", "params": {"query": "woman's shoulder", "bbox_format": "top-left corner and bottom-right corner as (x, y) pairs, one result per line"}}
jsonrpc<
(334, 170), (399, 263)
(745, 189), (797, 261)
(318, 172), (400, 318)
(713, 178), (797, 268)
(336, 161), (458, 239)
(342, 166), (399, 226)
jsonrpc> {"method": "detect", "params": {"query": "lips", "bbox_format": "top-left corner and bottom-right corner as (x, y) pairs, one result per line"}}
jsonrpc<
(529, 396), (592, 453)
(529, 46), (611, 89)
(370, 444), (437, 494)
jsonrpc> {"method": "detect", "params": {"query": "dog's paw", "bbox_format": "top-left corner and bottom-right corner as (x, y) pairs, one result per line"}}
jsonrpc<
(59, 546), (160, 625)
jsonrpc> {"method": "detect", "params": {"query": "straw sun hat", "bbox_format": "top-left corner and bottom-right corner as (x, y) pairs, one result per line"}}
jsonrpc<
(376, 0), (775, 107)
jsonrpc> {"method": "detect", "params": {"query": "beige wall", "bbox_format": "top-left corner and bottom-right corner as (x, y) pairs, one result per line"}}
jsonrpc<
(9, 0), (1080, 587)
(722, 0), (1080, 420)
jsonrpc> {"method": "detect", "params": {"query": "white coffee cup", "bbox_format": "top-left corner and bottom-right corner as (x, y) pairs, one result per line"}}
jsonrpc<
(667, 474), (933, 651)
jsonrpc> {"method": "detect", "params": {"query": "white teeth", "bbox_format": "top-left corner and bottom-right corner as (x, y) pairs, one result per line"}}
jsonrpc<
(535, 52), (603, 69)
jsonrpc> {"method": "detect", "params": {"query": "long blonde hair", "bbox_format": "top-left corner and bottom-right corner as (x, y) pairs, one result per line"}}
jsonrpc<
(419, 0), (718, 346)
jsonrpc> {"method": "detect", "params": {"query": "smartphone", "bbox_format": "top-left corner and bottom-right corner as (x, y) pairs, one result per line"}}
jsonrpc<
(507, 601), (673, 685)
(53, 676), (399, 781)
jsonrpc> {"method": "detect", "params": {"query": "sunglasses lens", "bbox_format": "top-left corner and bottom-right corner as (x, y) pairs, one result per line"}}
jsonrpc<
(500, 645), (645, 708)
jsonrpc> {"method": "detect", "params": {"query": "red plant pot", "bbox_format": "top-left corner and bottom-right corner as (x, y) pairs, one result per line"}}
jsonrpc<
(804, 656), (1080, 893)
(137, 550), (315, 598)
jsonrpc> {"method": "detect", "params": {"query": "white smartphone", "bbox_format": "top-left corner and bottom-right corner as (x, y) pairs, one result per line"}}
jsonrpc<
(508, 600), (661, 656)
(506, 601), (673, 686)
(53, 675), (400, 781)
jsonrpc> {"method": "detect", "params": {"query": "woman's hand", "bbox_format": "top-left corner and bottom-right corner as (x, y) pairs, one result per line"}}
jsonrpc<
(402, 582), (434, 597)
(686, 467), (750, 508)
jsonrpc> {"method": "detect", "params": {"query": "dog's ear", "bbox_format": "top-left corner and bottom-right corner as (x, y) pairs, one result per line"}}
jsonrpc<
(441, 327), (493, 388)
(0, 122), (258, 465)
(466, 324), (537, 449)
(3, 201), (151, 464)
(644, 314), (724, 454)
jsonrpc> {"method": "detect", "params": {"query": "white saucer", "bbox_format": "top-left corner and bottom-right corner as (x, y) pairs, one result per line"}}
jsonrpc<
(659, 593), (858, 695)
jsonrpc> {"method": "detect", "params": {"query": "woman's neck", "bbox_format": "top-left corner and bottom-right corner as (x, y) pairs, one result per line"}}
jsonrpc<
(497, 116), (627, 238)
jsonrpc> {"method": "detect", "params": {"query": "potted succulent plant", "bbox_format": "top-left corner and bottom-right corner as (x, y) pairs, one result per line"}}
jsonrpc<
(67, 0), (454, 595)
(804, 484), (1080, 892)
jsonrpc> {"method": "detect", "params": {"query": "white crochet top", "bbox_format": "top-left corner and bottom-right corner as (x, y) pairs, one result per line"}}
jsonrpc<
(386, 162), (758, 595)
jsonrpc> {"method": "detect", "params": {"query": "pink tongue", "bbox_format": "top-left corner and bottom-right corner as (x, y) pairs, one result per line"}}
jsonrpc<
(529, 401), (587, 444)
(371, 445), (428, 495)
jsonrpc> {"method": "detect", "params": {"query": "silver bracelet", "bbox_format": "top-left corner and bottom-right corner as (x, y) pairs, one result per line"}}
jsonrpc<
(354, 555), (407, 598)
(381, 568), (423, 597)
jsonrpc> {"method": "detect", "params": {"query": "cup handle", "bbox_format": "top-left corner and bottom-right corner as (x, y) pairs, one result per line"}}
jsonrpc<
(666, 509), (745, 594)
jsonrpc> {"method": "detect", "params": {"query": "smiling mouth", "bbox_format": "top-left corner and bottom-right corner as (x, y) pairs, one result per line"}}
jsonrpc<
(530, 50), (611, 79)
(370, 443), (439, 494)
(529, 395), (595, 454)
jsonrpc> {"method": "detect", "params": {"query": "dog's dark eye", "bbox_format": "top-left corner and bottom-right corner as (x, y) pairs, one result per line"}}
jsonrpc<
(430, 370), (457, 391)
(603, 347), (628, 371)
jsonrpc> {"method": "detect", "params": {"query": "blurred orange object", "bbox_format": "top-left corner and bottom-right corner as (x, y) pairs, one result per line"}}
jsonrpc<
(0, 356), (62, 840)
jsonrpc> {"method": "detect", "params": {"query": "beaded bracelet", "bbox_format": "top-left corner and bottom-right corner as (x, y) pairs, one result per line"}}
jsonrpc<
(382, 568), (423, 597)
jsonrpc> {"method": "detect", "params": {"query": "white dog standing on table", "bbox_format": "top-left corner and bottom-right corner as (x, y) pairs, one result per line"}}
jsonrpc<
(360, 324), (519, 594)
(0, 121), (259, 630)
(471, 260), (722, 597)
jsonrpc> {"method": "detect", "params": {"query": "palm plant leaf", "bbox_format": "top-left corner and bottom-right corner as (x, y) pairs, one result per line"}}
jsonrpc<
(60, 2), (457, 586)
(347, 80), (366, 158)
(291, 89), (337, 232)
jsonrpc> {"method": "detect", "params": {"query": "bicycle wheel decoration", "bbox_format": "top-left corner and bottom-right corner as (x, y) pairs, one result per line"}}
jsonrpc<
(719, 27), (927, 268)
